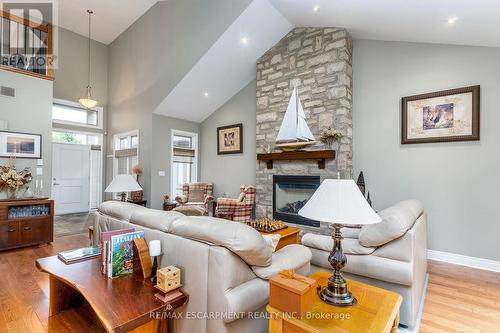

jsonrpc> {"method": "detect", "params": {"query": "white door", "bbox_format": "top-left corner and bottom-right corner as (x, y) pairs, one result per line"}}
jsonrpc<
(52, 143), (91, 215)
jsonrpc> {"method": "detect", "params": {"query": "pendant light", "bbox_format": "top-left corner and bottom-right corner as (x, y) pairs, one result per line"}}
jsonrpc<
(79, 10), (98, 109)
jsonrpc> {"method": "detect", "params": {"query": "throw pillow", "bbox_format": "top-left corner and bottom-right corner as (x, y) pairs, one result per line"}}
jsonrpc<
(262, 234), (281, 252)
(188, 189), (205, 203)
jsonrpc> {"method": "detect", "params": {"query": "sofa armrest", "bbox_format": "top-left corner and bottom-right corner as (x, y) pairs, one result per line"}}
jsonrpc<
(252, 244), (312, 280)
(373, 213), (427, 263)
(204, 195), (214, 204)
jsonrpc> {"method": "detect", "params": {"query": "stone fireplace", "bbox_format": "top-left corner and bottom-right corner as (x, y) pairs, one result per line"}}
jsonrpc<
(255, 27), (353, 234)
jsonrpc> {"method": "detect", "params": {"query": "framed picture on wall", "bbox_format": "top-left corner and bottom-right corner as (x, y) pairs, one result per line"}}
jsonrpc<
(0, 131), (42, 159)
(401, 85), (480, 144)
(217, 123), (243, 155)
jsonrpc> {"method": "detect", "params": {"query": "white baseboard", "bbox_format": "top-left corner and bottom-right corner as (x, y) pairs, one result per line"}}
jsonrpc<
(427, 250), (500, 273)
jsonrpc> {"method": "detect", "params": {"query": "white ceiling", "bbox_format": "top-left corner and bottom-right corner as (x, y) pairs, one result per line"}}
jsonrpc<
(58, 0), (159, 45)
(154, 0), (293, 122)
(270, 0), (500, 48)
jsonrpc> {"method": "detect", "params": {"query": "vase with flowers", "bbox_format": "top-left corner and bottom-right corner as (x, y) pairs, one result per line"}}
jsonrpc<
(0, 157), (32, 200)
(319, 127), (343, 149)
(130, 164), (144, 201)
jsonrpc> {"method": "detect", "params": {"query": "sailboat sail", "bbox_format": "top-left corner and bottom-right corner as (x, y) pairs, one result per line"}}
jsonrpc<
(296, 95), (315, 141)
(276, 86), (315, 143)
(276, 86), (299, 142)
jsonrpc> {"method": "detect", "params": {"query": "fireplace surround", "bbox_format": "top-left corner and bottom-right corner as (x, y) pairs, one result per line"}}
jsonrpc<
(273, 175), (320, 227)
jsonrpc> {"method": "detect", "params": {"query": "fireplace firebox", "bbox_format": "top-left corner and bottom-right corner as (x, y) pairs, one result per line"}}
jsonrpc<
(273, 175), (320, 227)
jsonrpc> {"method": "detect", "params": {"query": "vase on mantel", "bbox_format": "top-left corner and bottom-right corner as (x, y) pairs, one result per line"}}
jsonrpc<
(7, 187), (17, 200)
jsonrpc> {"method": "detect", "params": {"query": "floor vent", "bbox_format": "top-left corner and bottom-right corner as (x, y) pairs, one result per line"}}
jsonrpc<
(0, 86), (15, 97)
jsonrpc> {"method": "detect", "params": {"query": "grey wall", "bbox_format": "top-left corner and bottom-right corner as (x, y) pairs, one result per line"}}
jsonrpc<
(54, 27), (108, 115)
(107, 0), (251, 205)
(0, 71), (53, 198)
(353, 39), (500, 261)
(151, 114), (200, 210)
(200, 81), (256, 198)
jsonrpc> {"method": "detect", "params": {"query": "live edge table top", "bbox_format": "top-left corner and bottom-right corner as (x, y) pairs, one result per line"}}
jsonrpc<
(36, 256), (187, 333)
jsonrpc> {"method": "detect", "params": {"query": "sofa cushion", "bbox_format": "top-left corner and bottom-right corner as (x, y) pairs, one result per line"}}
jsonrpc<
(359, 200), (424, 247)
(188, 189), (205, 202)
(252, 244), (312, 280)
(130, 209), (185, 233)
(170, 216), (272, 267)
(98, 201), (147, 221)
(302, 233), (375, 255)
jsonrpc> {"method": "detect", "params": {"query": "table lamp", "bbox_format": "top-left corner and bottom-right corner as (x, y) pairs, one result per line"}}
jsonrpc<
(298, 179), (381, 306)
(105, 174), (142, 201)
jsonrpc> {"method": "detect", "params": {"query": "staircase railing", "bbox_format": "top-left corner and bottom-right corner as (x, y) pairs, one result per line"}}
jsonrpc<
(0, 10), (54, 80)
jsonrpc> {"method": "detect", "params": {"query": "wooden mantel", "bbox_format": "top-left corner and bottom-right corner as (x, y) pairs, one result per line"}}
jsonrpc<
(257, 150), (335, 170)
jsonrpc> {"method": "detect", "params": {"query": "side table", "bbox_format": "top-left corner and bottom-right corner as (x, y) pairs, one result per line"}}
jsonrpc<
(127, 199), (148, 207)
(260, 226), (300, 251)
(267, 271), (402, 333)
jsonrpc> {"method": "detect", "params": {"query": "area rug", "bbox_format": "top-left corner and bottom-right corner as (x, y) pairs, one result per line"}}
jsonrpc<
(398, 274), (429, 333)
(54, 212), (91, 237)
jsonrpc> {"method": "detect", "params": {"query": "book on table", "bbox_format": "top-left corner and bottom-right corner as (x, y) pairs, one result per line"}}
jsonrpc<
(58, 247), (102, 264)
(108, 230), (146, 278)
(101, 228), (134, 275)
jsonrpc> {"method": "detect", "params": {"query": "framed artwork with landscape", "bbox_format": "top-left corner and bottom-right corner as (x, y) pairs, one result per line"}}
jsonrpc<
(217, 123), (243, 155)
(401, 85), (480, 144)
(0, 130), (42, 159)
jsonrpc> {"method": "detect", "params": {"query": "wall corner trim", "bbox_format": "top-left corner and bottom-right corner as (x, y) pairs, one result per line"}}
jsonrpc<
(427, 249), (500, 273)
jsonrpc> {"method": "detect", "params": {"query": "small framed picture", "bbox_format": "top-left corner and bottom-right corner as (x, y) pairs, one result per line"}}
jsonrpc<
(401, 85), (480, 144)
(0, 130), (42, 159)
(217, 123), (243, 155)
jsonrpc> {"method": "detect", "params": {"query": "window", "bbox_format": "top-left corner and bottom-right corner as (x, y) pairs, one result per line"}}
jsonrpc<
(52, 99), (103, 129)
(114, 131), (139, 177)
(171, 131), (198, 197)
(52, 130), (100, 145)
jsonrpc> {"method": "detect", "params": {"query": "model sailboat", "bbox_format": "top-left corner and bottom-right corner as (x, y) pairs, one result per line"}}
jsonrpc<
(275, 86), (316, 151)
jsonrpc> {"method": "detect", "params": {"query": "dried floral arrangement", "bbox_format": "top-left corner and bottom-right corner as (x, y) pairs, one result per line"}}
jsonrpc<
(132, 164), (143, 177)
(0, 157), (32, 192)
(319, 127), (343, 147)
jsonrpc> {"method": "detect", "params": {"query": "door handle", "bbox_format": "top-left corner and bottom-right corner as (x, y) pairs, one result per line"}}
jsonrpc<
(23, 226), (31, 231)
(7, 228), (16, 233)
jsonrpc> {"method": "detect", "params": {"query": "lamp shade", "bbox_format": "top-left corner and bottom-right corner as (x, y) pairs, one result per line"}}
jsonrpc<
(298, 179), (381, 225)
(105, 174), (142, 193)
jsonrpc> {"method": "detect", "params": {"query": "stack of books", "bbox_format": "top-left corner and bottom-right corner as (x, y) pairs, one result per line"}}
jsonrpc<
(101, 229), (145, 278)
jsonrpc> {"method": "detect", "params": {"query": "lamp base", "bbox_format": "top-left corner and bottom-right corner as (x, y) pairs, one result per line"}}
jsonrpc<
(319, 284), (357, 306)
(321, 224), (357, 307)
(119, 192), (127, 202)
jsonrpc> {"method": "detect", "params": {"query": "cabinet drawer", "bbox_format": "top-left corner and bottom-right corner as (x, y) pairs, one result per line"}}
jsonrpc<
(0, 221), (20, 248)
(20, 219), (52, 245)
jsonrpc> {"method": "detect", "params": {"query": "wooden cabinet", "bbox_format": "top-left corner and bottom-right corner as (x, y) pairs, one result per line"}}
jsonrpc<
(0, 198), (54, 251)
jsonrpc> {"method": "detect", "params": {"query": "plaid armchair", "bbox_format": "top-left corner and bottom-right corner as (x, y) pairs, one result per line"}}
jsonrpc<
(175, 183), (214, 213)
(216, 185), (256, 222)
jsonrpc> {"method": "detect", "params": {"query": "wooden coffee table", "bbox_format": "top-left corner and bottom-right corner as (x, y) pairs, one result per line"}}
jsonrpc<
(267, 271), (402, 333)
(260, 226), (300, 251)
(36, 256), (188, 333)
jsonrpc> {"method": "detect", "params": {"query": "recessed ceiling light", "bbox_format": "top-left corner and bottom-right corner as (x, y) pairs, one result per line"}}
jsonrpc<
(448, 17), (458, 24)
(313, 5), (320, 12)
(241, 36), (248, 45)
(204, 92), (209, 97)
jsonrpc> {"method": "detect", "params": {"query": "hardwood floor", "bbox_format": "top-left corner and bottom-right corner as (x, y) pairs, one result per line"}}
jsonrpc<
(0, 234), (499, 332)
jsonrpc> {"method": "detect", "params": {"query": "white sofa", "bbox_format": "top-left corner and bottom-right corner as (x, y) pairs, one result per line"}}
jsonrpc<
(301, 200), (427, 328)
(92, 201), (312, 333)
